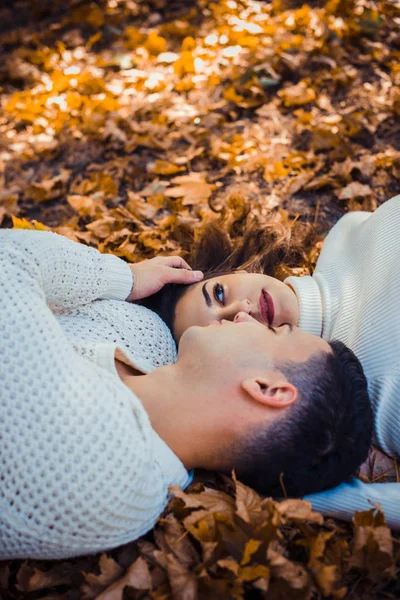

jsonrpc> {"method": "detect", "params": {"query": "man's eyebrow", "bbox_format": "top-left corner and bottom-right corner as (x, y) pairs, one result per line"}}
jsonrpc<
(202, 282), (212, 307)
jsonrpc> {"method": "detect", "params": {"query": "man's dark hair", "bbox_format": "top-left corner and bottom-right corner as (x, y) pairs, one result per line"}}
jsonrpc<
(232, 340), (373, 498)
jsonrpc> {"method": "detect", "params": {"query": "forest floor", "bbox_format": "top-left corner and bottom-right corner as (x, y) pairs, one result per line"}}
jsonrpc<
(0, 0), (400, 598)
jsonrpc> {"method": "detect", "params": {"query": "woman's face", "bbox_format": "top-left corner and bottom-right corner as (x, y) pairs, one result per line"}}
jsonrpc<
(173, 272), (299, 342)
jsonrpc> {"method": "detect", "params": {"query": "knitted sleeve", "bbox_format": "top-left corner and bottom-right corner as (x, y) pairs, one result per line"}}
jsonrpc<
(0, 229), (133, 307)
(305, 479), (400, 531)
(0, 231), (172, 559)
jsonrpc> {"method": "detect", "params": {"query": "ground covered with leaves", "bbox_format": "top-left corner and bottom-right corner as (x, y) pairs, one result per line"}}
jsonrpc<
(1, 0), (400, 598)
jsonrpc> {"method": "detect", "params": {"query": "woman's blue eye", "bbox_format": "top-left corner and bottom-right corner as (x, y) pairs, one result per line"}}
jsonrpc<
(213, 283), (224, 305)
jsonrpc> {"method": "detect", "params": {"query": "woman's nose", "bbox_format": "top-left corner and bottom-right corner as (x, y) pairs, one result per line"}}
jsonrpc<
(221, 299), (251, 320)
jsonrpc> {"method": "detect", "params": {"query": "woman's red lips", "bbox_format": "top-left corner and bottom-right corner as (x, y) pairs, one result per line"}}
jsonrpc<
(265, 291), (275, 325)
(259, 290), (275, 326)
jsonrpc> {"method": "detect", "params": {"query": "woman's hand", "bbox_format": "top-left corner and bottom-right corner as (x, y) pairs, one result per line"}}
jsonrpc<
(126, 256), (203, 301)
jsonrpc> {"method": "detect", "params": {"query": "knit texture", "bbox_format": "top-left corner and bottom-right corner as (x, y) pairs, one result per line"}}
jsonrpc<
(285, 195), (400, 529)
(55, 300), (177, 375)
(0, 230), (188, 559)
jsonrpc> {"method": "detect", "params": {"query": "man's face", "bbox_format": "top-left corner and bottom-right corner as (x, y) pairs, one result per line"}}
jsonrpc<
(173, 272), (299, 343)
(178, 313), (330, 379)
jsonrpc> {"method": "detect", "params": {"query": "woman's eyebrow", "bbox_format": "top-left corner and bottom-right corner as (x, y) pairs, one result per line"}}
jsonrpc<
(202, 282), (212, 307)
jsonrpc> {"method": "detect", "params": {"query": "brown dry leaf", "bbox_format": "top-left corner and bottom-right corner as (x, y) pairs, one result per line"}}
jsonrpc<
(279, 81), (316, 107)
(96, 557), (152, 599)
(15, 563), (70, 592)
(330, 156), (376, 180)
(233, 473), (263, 524)
(157, 515), (200, 567)
(138, 180), (171, 198)
(268, 546), (313, 592)
(170, 485), (236, 513)
(276, 499), (324, 525)
(0, 188), (19, 224)
(349, 509), (395, 581)
(0, 563), (10, 589)
(166, 553), (198, 600)
(217, 557), (240, 576)
(165, 173), (214, 205)
(67, 194), (106, 218)
(283, 171), (315, 196)
(337, 182), (373, 200)
(126, 191), (161, 220)
(29, 169), (70, 203)
(81, 554), (124, 599)
(72, 173), (117, 199)
(86, 216), (118, 239)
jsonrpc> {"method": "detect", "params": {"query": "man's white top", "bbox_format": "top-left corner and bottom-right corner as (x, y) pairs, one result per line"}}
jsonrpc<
(285, 194), (400, 530)
(0, 230), (189, 560)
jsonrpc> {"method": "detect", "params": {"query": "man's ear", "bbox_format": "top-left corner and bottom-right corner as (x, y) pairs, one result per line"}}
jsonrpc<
(241, 375), (298, 408)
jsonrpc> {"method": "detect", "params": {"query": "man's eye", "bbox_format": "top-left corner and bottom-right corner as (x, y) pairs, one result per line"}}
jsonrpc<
(213, 282), (224, 305)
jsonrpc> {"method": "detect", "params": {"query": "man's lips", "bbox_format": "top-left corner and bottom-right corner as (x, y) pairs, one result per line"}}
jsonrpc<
(259, 290), (275, 326)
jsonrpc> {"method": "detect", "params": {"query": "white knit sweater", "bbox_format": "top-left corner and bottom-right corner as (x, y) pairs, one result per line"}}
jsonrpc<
(0, 230), (189, 560)
(285, 194), (400, 530)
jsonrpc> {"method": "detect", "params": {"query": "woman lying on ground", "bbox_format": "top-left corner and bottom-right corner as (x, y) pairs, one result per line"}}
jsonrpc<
(142, 193), (400, 531)
(0, 222), (372, 560)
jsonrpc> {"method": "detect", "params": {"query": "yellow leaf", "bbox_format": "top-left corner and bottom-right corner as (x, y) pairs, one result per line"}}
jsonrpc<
(181, 36), (196, 51)
(148, 160), (183, 176)
(12, 217), (34, 230)
(87, 31), (102, 50)
(174, 51), (195, 77)
(223, 86), (245, 105)
(145, 31), (167, 55)
(264, 161), (290, 183)
(241, 539), (262, 566)
(12, 217), (48, 231)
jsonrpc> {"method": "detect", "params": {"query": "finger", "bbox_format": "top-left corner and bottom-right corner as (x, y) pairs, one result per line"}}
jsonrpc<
(164, 267), (203, 285)
(158, 256), (192, 270)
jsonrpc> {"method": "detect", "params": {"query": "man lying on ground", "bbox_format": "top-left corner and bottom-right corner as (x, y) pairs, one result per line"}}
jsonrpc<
(0, 230), (372, 559)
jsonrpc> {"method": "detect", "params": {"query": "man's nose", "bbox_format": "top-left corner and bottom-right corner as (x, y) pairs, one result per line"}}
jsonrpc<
(234, 311), (257, 324)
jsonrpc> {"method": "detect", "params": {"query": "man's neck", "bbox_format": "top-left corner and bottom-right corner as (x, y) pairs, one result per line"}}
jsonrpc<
(121, 364), (202, 470)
